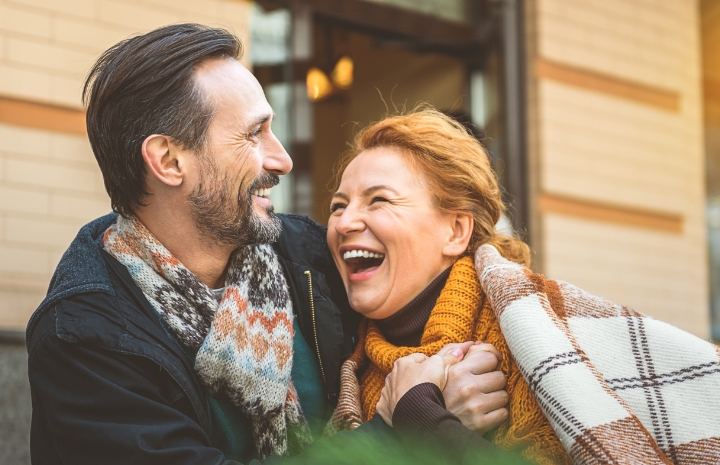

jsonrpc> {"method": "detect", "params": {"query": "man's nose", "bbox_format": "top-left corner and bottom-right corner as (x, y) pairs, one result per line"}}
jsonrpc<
(263, 131), (293, 175)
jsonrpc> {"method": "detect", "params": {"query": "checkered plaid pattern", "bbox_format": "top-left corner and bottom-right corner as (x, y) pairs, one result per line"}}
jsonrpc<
(475, 245), (720, 464)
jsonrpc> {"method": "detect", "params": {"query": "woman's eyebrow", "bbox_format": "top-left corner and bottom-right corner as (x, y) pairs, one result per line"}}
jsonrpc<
(332, 185), (398, 200)
(362, 185), (399, 196)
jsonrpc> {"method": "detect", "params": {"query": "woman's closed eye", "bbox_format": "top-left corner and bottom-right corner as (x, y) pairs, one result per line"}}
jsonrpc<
(330, 202), (347, 213)
(330, 195), (388, 213)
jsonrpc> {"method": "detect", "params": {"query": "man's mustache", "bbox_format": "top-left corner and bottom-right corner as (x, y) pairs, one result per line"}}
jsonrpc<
(248, 173), (280, 193)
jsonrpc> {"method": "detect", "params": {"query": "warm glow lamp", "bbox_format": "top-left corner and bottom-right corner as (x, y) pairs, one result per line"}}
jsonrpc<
(331, 56), (354, 90)
(306, 67), (333, 101)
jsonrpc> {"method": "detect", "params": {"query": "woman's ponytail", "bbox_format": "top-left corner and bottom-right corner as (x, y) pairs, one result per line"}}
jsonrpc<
(485, 234), (531, 268)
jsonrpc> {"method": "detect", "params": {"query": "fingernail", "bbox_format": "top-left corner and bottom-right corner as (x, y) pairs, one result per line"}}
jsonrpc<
(451, 348), (463, 358)
(475, 340), (483, 344)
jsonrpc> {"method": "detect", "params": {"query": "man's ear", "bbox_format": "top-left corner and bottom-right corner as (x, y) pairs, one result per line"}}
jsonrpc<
(442, 213), (473, 257)
(141, 134), (184, 187)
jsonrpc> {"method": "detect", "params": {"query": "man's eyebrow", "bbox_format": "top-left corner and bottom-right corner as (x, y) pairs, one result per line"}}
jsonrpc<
(249, 112), (274, 128)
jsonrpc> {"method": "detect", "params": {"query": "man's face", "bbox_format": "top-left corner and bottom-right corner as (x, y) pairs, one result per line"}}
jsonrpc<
(187, 59), (292, 248)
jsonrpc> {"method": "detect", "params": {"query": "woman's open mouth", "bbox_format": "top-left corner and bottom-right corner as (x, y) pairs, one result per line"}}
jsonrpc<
(342, 249), (385, 277)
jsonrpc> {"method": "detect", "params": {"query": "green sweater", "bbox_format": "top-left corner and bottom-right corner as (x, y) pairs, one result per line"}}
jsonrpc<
(204, 318), (330, 461)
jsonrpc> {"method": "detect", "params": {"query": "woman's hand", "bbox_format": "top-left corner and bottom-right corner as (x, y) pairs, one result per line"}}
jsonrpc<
(442, 342), (510, 434)
(376, 345), (470, 426)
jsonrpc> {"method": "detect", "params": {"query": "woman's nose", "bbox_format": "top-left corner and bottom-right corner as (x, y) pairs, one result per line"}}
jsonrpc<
(334, 207), (366, 236)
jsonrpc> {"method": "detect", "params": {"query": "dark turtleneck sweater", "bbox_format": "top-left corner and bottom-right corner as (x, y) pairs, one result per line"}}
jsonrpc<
(377, 266), (452, 347)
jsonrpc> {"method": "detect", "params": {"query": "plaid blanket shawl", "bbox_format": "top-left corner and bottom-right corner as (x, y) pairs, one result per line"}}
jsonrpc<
(475, 244), (720, 465)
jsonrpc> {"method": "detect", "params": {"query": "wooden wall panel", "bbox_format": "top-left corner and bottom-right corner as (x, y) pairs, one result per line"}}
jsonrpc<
(539, 192), (684, 234)
(0, 97), (86, 135)
(536, 59), (681, 112)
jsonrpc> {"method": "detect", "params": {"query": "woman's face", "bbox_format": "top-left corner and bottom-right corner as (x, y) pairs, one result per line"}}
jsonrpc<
(327, 147), (458, 319)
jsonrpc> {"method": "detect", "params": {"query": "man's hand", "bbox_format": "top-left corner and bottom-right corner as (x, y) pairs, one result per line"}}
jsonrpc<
(376, 342), (474, 426)
(442, 342), (509, 434)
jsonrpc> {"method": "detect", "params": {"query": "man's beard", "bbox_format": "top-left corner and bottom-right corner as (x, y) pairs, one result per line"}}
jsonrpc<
(187, 157), (282, 249)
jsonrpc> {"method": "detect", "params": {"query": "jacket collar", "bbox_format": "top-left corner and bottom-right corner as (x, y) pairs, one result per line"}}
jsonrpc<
(26, 213), (118, 345)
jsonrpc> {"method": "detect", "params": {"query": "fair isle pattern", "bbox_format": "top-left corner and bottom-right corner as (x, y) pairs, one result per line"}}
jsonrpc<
(475, 245), (720, 464)
(103, 215), (312, 459)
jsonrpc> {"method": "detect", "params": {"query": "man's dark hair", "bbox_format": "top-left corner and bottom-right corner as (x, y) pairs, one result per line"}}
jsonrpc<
(83, 23), (242, 217)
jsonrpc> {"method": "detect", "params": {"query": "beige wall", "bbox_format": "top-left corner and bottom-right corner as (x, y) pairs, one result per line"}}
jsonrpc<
(526, 0), (709, 337)
(1, 0), (710, 338)
(0, 0), (252, 331)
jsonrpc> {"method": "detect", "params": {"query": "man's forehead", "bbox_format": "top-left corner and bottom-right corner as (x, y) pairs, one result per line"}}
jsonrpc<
(194, 58), (269, 122)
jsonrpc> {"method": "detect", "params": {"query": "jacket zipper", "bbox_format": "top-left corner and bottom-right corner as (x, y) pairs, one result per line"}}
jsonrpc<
(303, 270), (327, 390)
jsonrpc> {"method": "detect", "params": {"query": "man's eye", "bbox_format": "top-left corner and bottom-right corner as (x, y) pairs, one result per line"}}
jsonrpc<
(370, 196), (388, 204)
(248, 128), (261, 139)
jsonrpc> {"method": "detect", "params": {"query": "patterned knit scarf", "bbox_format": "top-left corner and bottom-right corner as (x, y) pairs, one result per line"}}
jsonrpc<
(329, 257), (569, 465)
(102, 215), (312, 459)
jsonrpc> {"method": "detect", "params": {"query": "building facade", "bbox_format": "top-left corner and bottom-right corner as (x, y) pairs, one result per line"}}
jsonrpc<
(0, 0), (251, 333)
(0, 0), (717, 463)
(526, 0), (709, 337)
(0, 1), (714, 335)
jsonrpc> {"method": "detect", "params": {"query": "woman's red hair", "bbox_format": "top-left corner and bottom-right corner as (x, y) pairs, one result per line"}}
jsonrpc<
(332, 105), (530, 266)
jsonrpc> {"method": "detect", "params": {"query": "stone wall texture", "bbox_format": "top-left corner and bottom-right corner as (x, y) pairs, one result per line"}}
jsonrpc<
(0, 343), (31, 465)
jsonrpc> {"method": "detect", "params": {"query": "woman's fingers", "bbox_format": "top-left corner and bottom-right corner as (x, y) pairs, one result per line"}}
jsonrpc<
(450, 350), (500, 377)
(468, 342), (502, 363)
(378, 344), (507, 429)
(436, 341), (475, 358)
(377, 350), (461, 426)
(377, 387), (392, 426)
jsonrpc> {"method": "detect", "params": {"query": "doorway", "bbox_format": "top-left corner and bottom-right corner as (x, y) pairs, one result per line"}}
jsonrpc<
(251, 0), (503, 224)
(309, 25), (472, 220)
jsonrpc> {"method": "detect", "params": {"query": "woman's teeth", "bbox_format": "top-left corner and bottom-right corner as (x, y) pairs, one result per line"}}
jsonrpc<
(252, 187), (272, 198)
(342, 250), (384, 260)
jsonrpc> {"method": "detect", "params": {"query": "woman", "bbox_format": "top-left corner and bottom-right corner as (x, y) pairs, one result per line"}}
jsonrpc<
(325, 107), (569, 465)
(326, 107), (720, 465)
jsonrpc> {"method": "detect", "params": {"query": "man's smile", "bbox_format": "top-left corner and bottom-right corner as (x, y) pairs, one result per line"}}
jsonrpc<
(251, 186), (272, 198)
(250, 185), (274, 211)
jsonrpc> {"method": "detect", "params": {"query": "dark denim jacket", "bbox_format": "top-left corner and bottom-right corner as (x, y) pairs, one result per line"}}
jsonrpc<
(25, 213), (362, 465)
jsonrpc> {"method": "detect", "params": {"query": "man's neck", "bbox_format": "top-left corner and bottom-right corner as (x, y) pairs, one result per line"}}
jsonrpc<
(135, 209), (234, 289)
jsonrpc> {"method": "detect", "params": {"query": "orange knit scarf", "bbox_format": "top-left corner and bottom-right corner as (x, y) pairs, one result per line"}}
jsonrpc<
(357, 257), (570, 465)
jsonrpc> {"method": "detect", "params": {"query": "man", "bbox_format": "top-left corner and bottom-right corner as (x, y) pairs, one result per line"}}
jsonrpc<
(26, 24), (514, 465)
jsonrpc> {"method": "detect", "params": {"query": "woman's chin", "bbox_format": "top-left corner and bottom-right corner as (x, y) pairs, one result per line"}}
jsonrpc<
(348, 294), (389, 319)
(345, 264), (396, 319)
